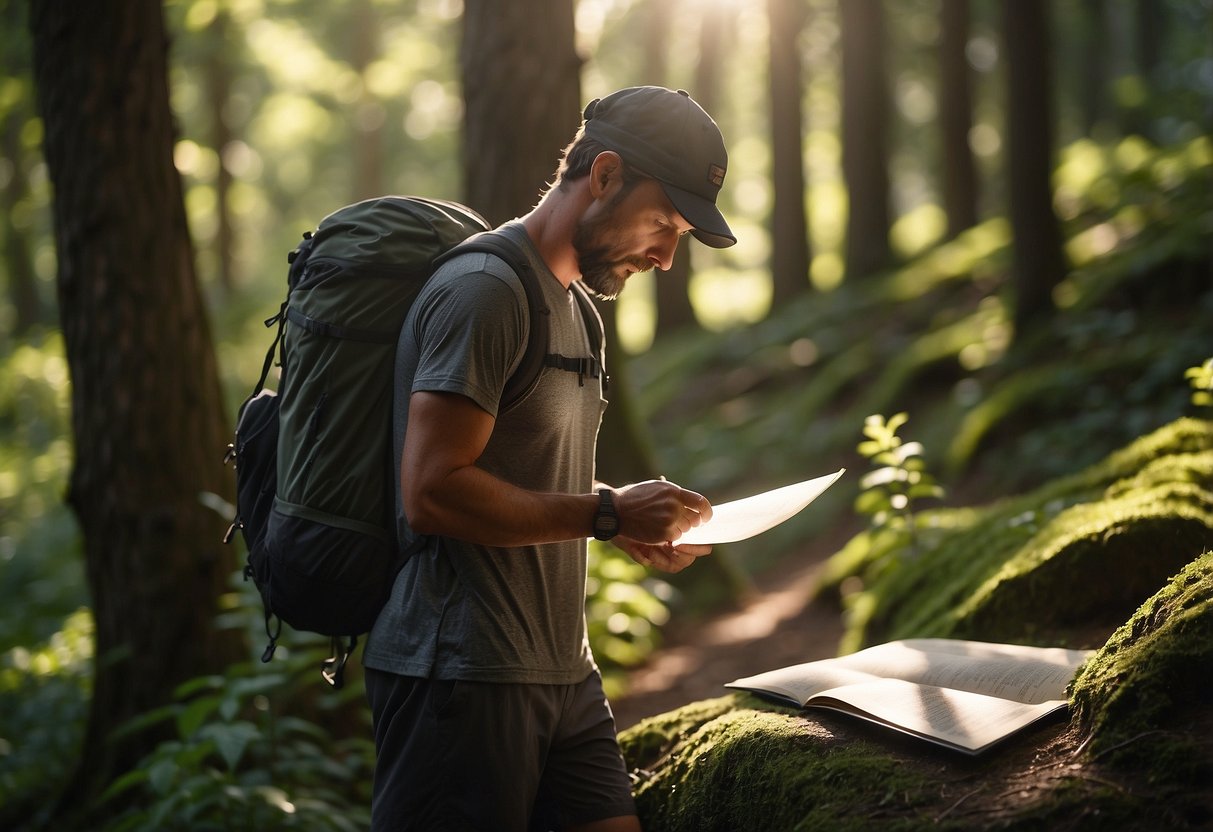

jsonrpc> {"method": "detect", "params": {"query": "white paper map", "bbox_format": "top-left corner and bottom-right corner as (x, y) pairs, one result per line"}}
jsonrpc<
(676, 469), (845, 545)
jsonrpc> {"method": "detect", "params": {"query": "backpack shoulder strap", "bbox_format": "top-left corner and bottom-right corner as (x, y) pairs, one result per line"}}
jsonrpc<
(439, 230), (551, 411)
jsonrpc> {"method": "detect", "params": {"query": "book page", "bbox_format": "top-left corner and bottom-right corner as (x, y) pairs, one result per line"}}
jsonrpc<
(676, 469), (845, 545)
(727, 639), (1093, 706)
(726, 665), (882, 707)
(823, 639), (1093, 704)
(808, 678), (1067, 754)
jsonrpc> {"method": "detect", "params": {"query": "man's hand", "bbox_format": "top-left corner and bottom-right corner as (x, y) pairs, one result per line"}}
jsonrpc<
(606, 478), (713, 572)
(611, 537), (712, 573)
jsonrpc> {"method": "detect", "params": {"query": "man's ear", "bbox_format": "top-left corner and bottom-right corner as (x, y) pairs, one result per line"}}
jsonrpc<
(588, 151), (624, 199)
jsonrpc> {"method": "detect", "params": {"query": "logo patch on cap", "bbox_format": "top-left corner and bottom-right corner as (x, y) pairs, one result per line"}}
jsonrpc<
(708, 164), (726, 188)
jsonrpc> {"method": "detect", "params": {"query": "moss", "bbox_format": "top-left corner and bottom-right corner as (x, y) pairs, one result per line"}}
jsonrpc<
(1071, 551), (1213, 761)
(620, 695), (942, 832)
(618, 426), (1213, 830)
(831, 418), (1213, 650)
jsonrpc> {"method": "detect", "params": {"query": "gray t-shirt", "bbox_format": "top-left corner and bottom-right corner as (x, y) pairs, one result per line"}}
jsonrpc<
(363, 222), (607, 684)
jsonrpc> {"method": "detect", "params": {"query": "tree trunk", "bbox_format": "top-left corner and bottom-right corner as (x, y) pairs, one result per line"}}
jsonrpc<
(29, 0), (242, 818)
(939, 0), (979, 239)
(840, 0), (892, 280)
(647, 0), (697, 335)
(1129, 0), (1163, 142)
(460, 0), (581, 222)
(768, 0), (812, 306)
(1078, 0), (1111, 136)
(205, 9), (235, 292)
(1001, 0), (1069, 334)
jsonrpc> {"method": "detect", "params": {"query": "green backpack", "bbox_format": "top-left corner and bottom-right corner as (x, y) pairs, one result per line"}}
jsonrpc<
(224, 196), (604, 686)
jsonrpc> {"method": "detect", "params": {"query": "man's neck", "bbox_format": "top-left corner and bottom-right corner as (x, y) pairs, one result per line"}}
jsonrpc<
(520, 185), (589, 289)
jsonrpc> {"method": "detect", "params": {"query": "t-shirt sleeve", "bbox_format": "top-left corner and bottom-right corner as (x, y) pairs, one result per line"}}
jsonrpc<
(408, 262), (528, 418)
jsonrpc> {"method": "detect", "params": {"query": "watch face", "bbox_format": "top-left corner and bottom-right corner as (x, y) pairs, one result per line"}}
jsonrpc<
(594, 513), (619, 540)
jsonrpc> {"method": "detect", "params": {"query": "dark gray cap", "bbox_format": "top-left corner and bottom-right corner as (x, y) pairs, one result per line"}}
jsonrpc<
(583, 86), (736, 249)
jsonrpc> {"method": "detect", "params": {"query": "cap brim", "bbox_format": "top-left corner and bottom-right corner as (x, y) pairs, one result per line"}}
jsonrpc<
(660, 182), (736, 249)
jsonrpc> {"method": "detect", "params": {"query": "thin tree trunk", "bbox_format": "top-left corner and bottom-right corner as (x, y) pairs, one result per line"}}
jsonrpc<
(1079, 0), (1110, 135)
(1001, 0), (1068, 333)
(647, 0), (697, 335)
(939, 0), (979, 239)
(206, 9), (235, 292)
(29, 0), (242, 818)
(840, 0), (892, 279)
(768, 0), (812, 305)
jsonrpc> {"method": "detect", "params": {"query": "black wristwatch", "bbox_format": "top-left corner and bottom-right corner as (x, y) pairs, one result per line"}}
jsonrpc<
(592, 488), (620, 541)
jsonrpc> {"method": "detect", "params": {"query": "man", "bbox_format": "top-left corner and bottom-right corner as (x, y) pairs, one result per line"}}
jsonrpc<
(363, 86), (736, 831)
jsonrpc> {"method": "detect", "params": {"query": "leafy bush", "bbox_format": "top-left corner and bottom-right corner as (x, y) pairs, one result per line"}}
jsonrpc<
(99, 628), (374, 832)
(0, 609), (93, 832)
(586, 541), (673, 696)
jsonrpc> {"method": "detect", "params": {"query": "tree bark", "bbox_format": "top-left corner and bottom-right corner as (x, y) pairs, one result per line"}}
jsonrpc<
(205, 9), (235, 292)
(460, 0), (581, 222)
(768, 0), (812, 305)
(1001, 0), (1069, 334)
(29, 0), (242, 817)
(840, 0), (892, 280)
(1078, 0), (1111, 135)
(647, 0), (697, 335)
(939, 0), (979, 239)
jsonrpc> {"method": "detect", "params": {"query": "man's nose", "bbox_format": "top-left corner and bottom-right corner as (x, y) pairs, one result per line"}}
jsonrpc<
(648, 234), (680, 272)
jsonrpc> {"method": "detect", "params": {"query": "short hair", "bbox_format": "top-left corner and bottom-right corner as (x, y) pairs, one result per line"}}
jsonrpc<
(550, 126), (647, 193)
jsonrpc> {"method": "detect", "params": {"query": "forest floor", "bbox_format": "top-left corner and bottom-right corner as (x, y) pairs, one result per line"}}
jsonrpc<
(610, 528), (852, 732)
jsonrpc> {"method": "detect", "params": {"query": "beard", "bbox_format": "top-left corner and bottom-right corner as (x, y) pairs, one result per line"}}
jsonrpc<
(572, 202), (653, 301)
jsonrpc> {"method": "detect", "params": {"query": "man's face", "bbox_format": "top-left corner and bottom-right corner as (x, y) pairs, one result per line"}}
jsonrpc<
(574, 178), (691, 301)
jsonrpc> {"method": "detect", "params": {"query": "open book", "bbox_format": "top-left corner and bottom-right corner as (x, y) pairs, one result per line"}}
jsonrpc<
(726, 638), (1094, 755)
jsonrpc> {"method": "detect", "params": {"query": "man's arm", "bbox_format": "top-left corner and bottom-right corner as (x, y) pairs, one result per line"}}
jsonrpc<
(401, 390), (712, 568)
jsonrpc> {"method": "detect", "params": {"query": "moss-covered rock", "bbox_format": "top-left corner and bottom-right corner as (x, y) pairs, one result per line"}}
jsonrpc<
(620, 419), (1213, 830)
(1071, 551), (1213, 770)
(822, 418), (1213, 652)
(621, 552), (1213, 831)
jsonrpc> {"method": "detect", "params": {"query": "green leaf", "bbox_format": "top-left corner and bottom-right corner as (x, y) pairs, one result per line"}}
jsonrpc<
(173, 674), (225, 700)
(99, 766), (150, 803)
(147, 757), (178, 795)
(860, 467), (905, 489)
(177, 694), (220, 738)
(199, 720), (261, 771)
(854, 490), (891, 515)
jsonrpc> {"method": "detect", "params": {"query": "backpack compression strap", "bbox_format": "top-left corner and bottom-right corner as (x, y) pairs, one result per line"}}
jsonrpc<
(547, 282), (609, 392)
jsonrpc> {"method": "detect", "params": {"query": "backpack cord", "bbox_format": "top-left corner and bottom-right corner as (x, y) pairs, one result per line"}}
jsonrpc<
(254, 301), (287, 396)
(260, 609), (281, 664)
(321, 635), (357, 689)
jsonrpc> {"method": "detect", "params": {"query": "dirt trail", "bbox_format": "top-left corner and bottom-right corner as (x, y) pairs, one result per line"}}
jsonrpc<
(610, 547), (848, 731)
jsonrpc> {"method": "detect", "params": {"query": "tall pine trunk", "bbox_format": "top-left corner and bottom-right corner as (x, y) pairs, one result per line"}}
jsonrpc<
(1002, 0), (1069, 334)
(768, 0), (812, 306)
(939, 0), (979, 239)
(29, 0), (241, 817)
(840, 0), (892, 280)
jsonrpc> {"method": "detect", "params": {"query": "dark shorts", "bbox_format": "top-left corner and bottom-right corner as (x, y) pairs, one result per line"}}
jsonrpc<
(365, 667), (637, 831)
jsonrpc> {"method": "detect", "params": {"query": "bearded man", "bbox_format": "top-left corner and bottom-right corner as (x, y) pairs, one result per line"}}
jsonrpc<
(364, 86), (736, 832)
